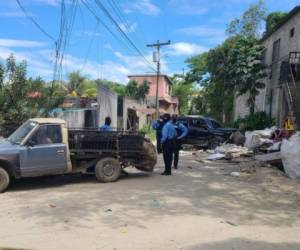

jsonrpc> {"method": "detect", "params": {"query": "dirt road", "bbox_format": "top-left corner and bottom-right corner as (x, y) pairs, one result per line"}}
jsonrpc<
(0, 153), (300, 250)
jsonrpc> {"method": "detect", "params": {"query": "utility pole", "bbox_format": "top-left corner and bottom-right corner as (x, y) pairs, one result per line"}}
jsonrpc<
(147, 40), (171, 118)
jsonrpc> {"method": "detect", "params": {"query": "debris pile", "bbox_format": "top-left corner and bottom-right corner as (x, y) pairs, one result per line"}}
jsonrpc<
(247, 128), (300, 179)
(244, 127), (276, 150)
(206, 144), (253, 161)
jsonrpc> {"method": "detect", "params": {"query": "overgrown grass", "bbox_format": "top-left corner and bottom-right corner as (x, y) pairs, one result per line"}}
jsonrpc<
(231, 111), (276, 131)
(139, 124), (156, 142)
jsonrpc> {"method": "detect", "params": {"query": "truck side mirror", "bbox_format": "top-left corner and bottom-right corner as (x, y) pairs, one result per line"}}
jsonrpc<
(27, 140), (35, 147)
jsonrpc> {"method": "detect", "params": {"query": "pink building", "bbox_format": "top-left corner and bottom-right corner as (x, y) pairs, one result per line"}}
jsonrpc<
(128, 74), (179, 114)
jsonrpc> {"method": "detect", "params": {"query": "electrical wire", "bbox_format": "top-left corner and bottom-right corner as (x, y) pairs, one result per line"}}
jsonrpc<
(80, 0), (137, 56)
(93, 0), (156, 72)
(15, 0), (56, 41)
(108, 0), (148, 52)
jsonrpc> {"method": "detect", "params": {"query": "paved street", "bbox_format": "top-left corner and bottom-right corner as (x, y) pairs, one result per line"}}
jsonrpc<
(0, 153), (300, 250)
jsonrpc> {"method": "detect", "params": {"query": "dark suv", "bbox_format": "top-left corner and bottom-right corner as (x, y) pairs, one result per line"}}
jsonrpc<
(178, 116), (237, 149)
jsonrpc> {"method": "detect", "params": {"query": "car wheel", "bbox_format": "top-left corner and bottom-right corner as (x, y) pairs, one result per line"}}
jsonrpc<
(95, 157), (121, 183)
(0, 167), (10, 193)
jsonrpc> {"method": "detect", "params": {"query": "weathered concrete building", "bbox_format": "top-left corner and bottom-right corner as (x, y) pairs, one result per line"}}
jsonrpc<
(118, 97), (155, 130)
(234, 6), (300, 127)
(97, 85), (118, 128)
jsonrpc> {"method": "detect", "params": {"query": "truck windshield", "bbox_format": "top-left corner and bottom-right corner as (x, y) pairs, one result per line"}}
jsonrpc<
(8, 121), (37, 144)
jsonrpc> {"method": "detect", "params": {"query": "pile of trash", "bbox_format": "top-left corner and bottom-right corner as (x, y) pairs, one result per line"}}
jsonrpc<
(206, 144), (253, 161)
(204, 126), (300, 179)
(244, 127), (300, 179)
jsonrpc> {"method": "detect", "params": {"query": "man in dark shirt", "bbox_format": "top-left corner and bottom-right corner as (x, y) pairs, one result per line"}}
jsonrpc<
(99, 117), (112, 131)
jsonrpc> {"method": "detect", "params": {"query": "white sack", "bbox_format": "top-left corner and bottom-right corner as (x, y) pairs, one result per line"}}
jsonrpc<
(281, 133), (300, 179)
(244, 131), (273, 149)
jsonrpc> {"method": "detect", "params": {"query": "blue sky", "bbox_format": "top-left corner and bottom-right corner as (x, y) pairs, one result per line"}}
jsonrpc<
(0, 0), (299, 83)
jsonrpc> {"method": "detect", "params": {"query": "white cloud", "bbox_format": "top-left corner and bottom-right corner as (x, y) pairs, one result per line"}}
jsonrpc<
(175, 26), (226, 45)
(0, 47), (53, 75)
(0, 37), (170, 83)
(124, 0), (160, 16)
(168, 0), (208, 15)
(0, 39), (46, 48)
(0, 11), (25, 17)
(32, 0), (61, 6)
(168, 42), (208, 56)
(115, 51), (156, 72)
(61, 53), (131, 83)
(0, 43), (156, 84)
(82, 31), (102, 37)
(176, 26), (225, 37)
(119, 22), (137, 34)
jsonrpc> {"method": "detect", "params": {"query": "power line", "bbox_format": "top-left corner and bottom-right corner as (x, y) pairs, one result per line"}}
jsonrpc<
(15, 0), (56, 41)
(108, 0), (149, 53)
(93, 0), (156, 72)
(80, 0), (137, 57)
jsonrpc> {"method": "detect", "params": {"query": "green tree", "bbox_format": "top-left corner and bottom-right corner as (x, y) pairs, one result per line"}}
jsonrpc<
(226, 0), (266, 38)
(125, 79), (138, 98)
(186, 35), (266, 121)
(67, 70), (86, 96)
(229, 36), (266, 114)
(136, 79), (150, 102)
(0, 54), (66, 135)
(171, 76), (193, 115)
(125, 79), (149, 101)
(265, 12), (288, 35)
(95, 79), (126, 96)
(186, 38), (236, 122)
(80, 80), (97, 98)
(0, 54), (28, 129)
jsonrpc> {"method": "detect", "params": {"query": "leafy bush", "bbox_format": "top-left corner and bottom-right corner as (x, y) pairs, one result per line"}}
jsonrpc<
(139, 124), (156, 141)
(233, 111), (275, 131)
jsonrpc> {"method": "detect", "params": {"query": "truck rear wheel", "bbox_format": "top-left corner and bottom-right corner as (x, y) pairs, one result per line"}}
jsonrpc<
(0, 167), (10, 193)
(95, 158), (121, 183)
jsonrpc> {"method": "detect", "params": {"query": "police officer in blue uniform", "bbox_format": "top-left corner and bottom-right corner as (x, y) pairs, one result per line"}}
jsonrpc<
(160, 113), (177, 175)
(172, 115), (188, 169)
(151, 115), (164, 153)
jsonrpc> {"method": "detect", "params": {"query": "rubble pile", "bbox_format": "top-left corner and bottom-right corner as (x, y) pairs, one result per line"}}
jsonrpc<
(205, 144), (253, 161)
(194, 127), (300, 180)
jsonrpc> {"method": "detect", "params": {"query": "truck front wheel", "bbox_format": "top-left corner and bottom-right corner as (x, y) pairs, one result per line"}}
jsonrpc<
(0, 167), (10, 193)
(95, 158), (121, 183)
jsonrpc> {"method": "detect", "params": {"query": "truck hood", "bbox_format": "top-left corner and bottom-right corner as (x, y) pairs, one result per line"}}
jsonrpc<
(0, 139), (21, 154)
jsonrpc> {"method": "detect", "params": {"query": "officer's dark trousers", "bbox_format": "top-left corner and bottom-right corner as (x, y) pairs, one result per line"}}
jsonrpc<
(156, 133), (162, 154)
(162, 140), (174, 174)
(174, 147), (179, 168)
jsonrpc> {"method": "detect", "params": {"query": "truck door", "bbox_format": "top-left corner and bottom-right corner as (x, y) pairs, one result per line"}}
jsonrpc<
(20, 124), (67, 177)
(188, 118), (211, 146)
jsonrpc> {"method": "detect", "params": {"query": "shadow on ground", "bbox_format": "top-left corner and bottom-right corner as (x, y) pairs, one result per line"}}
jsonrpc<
(188, 238), (300, 250)
(3, 155), (300, 230)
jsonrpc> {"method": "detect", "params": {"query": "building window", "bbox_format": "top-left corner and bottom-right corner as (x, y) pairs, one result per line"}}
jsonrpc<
(272, 39), (280, 63)
(290, 28), (295, 38)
